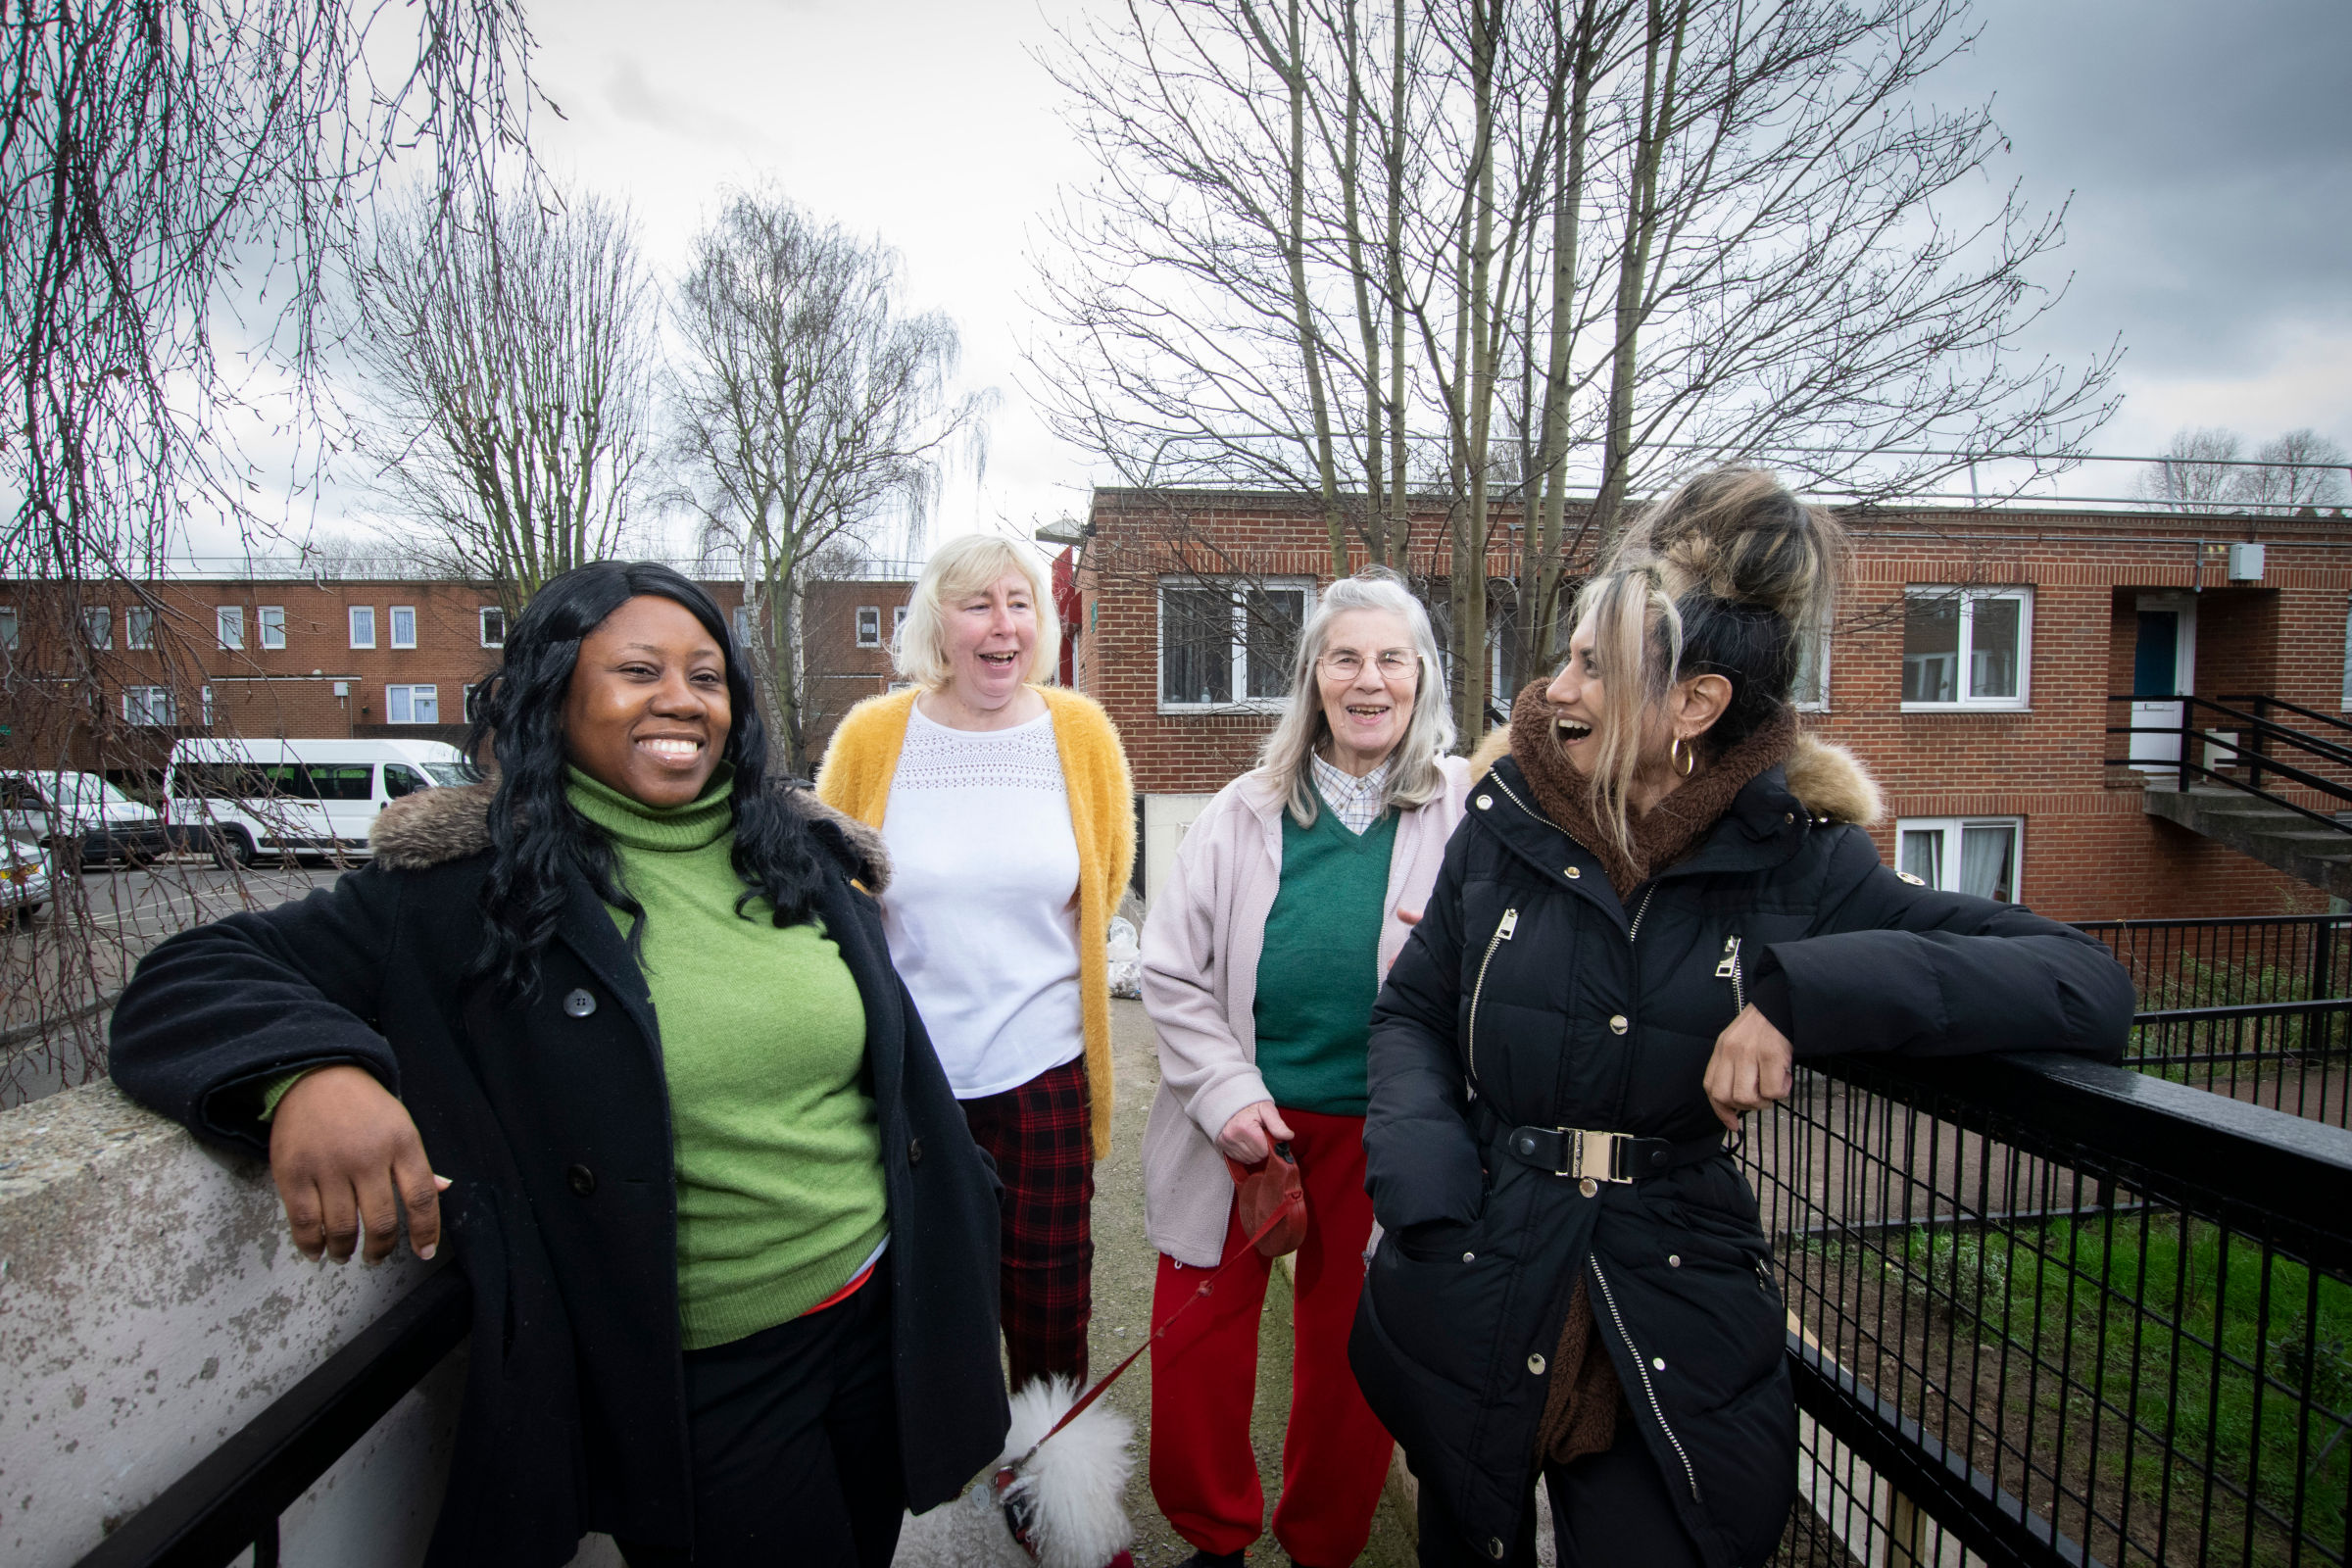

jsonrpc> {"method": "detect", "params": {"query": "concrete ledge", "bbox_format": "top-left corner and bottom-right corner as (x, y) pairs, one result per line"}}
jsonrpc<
(0, 1080), (462, 1567)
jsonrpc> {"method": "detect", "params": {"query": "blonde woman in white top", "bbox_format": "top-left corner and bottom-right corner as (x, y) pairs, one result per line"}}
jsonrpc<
(817, 534), (1134, 1395)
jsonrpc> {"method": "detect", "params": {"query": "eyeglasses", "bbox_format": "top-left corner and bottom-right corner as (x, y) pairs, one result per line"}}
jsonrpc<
(1318, 649), (1419, 680)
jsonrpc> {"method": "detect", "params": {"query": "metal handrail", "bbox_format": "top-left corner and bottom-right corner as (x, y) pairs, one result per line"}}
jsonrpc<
(74, 1268), (468, 1568)
(2221, 692), (2352, 741)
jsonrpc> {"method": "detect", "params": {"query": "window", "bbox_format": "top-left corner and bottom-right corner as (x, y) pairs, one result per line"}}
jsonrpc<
(122, 686), (177, 726)
(894, 605), (908, 638)
(84, 607), (112, 649)
(385, 684), (439, 724)
(479, 607), (507, 648)
(308, 764), (374, 801)
(1158, 578), (1311, 710)
(1792, 625), (1830, 710)
(1895, 817), (2021, 903)
(259, 606), (286, 650)
(856, 606), (882, 647)
(464, 681), (490, 723)
(125, 606), (155, 650)
(216, 606), (244, 651)
(389, 606), (417, 649)
(349, 606), (376, 649)
(0, 607), (15, 651)
(2341, 600), (2351, 710)
(384, 763), (432, 799)
(732, 606), (756, 648)
(1901, 587), (2031, 709)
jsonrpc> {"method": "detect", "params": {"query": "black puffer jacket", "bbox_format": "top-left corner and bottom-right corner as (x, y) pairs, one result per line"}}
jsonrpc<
(1350, 738), (2132, 1567)
(111, 783), (1009, 1567)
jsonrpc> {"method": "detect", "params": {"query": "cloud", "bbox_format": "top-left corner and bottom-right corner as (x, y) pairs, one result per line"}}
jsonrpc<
(601, 59), (783, 156)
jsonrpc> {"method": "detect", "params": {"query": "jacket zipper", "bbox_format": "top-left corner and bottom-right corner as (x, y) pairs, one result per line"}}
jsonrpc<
(1590, 1258), (1703, 1502)
(1466, 907), (1518, 1089)
(1714, 934), (1744, 1011)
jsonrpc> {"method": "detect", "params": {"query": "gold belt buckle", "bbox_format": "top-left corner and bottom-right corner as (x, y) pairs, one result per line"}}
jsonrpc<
(1572, 1128), (1631, 1184)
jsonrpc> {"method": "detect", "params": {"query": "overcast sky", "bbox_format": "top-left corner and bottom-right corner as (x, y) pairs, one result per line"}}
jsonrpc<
(271, 0), (2350, 560)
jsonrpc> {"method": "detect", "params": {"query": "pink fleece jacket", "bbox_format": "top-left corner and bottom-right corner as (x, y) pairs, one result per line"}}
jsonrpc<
(1138, 756), (1473, 1266)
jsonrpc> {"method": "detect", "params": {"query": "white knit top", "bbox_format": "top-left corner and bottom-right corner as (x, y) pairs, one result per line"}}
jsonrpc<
(878, 702), (1085, 1099)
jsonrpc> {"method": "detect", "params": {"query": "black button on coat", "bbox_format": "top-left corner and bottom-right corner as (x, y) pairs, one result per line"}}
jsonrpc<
(1351, 741), (2132, 1568)
(109, 783), (1009, 1568)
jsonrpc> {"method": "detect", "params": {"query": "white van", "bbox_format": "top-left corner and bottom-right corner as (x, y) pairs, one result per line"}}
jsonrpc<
(165, 738), (470, 865)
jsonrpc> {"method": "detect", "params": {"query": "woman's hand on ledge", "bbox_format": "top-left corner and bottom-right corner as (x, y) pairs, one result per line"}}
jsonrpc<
(1216, 1101), (1296, 1164)
(270, 1065), (447, 1265)
(1702, 1004), (1794, 1132)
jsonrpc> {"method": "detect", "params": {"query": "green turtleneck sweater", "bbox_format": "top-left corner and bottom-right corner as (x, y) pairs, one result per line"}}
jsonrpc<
(565, 766), (888, 1349)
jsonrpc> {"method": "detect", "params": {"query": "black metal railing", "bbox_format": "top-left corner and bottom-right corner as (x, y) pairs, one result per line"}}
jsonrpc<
(1754, 1051), (2352, 1568)
(2077, 915), (2352, 1129)
(2106, 695), (2352, 833)
(73, 1269), (466, 1568)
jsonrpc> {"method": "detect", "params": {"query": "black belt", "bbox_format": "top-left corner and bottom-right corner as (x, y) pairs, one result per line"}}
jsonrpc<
(1497, 1123), (1729, 1183)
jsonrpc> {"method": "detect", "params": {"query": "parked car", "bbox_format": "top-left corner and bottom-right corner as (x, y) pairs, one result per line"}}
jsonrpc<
(0, 832), (50, 923)
(0, 770), (175, 867)
(164, 737), (470, 865)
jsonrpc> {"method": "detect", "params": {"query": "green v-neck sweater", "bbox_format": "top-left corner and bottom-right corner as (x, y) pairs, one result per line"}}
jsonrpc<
(1251, 793), (1398, 1116)
(566, 767), (888, 1350)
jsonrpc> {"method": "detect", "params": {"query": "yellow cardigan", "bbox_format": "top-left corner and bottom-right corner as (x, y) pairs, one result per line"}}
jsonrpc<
(815, 685), (1135, 1157)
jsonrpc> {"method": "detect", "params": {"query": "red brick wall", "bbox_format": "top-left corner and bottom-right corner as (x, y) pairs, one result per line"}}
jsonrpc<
(1082, 490), (2352, 920)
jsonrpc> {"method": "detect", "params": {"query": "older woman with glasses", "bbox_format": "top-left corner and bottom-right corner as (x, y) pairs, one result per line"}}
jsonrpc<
(1139, 568), (1472, 1568)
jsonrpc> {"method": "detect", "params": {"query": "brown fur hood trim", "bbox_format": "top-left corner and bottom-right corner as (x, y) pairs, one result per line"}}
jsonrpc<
(1464, 721), (1876, 826)
(1785, 731), (1880, 826)
(368, 779), (894, 891)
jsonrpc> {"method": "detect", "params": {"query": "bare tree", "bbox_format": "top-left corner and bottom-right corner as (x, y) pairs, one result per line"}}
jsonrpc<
(0, 2), (538, 1102)
(1031, 0), (2118, 734)
(348, 186), (660, 614)
(2134, 427), (2245, 514)
(2236, 429), (2350, 512)
(669, 185), (990, 774)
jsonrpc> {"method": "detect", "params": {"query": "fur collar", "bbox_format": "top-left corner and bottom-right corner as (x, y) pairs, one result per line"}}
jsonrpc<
(1466, 718), (1879, 826)
(368, 779), (894, 891)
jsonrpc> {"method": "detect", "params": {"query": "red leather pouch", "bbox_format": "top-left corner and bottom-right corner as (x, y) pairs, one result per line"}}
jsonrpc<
(1225, 1141), (1308, 1257)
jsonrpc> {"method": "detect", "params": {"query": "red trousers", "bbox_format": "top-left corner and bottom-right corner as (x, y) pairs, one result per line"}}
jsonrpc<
(1149, 1108), (1396, 1566)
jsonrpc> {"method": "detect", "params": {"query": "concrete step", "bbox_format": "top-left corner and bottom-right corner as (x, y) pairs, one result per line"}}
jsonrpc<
(2142, 788), (2352, 898)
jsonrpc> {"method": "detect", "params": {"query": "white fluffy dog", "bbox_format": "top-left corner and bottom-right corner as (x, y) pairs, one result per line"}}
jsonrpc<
(893, 1378), (1135, 1568)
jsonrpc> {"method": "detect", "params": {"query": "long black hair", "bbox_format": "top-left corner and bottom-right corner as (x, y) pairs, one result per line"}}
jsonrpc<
(462, 561), (827, 1000)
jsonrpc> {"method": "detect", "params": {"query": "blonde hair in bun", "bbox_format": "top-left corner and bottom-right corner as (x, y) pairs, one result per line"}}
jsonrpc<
(1556, 468), (1846, 859)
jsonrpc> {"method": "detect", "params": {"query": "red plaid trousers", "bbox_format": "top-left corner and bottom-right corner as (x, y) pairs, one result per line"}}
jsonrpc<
(959, 1055), (1095, 1391)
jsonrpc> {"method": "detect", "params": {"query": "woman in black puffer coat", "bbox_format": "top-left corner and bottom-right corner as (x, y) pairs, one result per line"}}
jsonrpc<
(1350, 470), (2132, 1568)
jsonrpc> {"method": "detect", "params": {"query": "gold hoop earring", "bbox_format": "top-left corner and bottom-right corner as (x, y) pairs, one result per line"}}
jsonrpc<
(1672, 734), (1696, 777)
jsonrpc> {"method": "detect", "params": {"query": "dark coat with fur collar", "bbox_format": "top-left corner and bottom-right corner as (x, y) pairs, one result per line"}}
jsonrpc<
(109, 783), (1009, 1567)
(1352, 735), (2132, 1567)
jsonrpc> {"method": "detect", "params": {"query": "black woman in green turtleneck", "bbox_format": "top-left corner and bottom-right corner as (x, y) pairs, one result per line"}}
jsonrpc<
(138, 570), (1013, 1568)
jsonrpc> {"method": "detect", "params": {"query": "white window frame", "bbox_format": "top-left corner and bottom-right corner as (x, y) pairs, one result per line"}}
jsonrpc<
(259, 606), (286, 650)
(2340, 598), (2351, 710)
(1900, 586), (2033, 710)
(389, 605), (417, 650)
(216, 606), (244, 651)
(349, 606), (376, 649)
(1792, 625), (1831, 712)
(385, 684), (439, 725)
(855, 606), (882, 648)
(732, 606), (757, 649)
(84, 607), (112, 649)
(479, 607), (507, 648)
(122, 686), (177, 726)
(893, 605), (908, 638)
(1894, 815), (2023, 903)
(0, 606), (16, 652)
(1155, 576), (1316, 713)
(125, 605), (156, 651)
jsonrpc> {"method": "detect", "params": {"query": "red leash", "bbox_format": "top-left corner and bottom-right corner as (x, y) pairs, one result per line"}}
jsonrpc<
(998, 1184), (1305, 1476)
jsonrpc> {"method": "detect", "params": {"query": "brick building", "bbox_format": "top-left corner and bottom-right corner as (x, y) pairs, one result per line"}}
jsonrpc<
(1076, 487), (2352, 920)
(0, 567), (915, 785)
